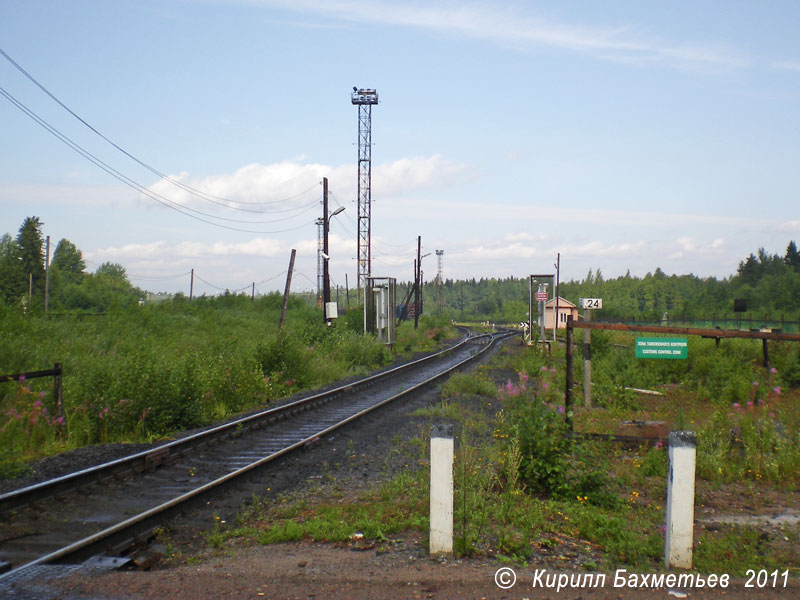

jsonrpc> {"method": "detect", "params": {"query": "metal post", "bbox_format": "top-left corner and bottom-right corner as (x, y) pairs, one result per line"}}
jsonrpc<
(528, 276), (534, 345)
(190, 269), (194, 302)
(583, 308), (592, 408)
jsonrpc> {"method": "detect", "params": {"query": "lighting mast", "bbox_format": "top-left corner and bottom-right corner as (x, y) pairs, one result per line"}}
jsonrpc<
(351, 87), (378, 304)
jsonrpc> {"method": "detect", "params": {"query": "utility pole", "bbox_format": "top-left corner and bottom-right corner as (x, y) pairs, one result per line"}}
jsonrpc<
(323, 177), (331, 322)
(44, 235), (50, 313)
(435, 249), (444, 316)
(251, 282), (255, 302)
(279, 249), (296, 330)
(414, 236), (421, 330)
(189, 269), (194, 302)
(554, 253), (560, 343)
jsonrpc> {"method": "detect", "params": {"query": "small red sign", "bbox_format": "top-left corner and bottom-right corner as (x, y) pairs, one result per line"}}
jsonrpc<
(535, 292), (548, 301)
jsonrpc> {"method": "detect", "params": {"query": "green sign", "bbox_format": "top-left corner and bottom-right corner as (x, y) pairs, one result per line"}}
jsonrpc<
(635, 337), (688, 360)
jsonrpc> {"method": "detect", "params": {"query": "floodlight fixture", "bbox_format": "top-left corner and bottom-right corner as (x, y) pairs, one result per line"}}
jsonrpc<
(351, 88), (379, 105)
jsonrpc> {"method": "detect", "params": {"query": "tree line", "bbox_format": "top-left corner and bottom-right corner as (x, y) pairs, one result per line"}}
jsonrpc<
(418, 241), (800, 322)
(0, 216), (143, 312)
(3, 215), (797, 322)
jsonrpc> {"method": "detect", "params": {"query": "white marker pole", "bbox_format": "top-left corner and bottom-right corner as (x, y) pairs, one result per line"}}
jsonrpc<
(429, 424), (454, 556)
(665, 431), (696, 569)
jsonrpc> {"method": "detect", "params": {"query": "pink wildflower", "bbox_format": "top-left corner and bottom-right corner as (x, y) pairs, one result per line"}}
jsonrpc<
(540, 365), (548, 372)
(33, 400), (42, 408)
(773, 386), (781, 395)
(746, 401), (754, 409)
(542, 382), (549, 390)
(770, 367), (778, 374)
(18, 374), (25, 382)
(550, 368), (556, 374)
(39, 391), (46, 398)
(752, 381), (759, 387)
(557, 405), (566, 414)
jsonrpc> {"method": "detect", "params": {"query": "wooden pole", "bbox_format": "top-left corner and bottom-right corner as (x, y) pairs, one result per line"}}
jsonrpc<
(53, 362), (63, 420)
(322, 177), (331, 322)
(44, 236), (50, 313)
(190, 269), (194, 302)
(345, 273), (350, 311)
(414, 236), (421, 330)
(553, 253), (560, 343)
(565, 315), (574, 432)
(279, 249), (296, 330)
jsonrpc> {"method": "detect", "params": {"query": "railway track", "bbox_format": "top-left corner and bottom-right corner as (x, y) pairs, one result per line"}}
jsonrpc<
(0, 329), (516, 590)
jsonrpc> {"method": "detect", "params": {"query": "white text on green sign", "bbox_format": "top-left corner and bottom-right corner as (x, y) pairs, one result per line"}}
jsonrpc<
(635, 337), (688, 360)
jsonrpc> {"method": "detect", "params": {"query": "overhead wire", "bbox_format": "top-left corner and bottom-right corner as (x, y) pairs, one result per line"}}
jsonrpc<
(127, 270), (192, 280)
(328, 190), (414, 259)
(0, 85), (317, 234)
(0, 47), (319, 212)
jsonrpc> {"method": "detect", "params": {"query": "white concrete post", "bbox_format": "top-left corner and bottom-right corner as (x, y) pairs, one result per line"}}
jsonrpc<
(429, 424), (454, 556)
(665, 431), (696, 569)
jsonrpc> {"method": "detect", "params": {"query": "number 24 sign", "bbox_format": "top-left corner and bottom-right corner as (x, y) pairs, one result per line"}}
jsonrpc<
(580, 298), (603, 310)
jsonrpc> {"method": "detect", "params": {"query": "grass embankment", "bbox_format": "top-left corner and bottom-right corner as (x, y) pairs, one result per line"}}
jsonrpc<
(0, 296), (455, 477)
(212, 334), (800, 575)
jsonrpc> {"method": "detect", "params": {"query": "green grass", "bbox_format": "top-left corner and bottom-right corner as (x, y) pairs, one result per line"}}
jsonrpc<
(0, 298), (456, 474)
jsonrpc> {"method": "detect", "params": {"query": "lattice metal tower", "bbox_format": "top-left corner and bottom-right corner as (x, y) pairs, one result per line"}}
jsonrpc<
(435, 250), (444, 315)
(351, 87), (378, 303)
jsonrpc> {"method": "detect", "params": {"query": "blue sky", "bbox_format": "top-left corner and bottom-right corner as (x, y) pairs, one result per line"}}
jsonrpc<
(1, 1), (799, 296)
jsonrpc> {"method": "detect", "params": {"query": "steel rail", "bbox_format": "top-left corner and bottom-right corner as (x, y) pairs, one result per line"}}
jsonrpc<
(0, 330), (515, 582)
(0, 329), (480, 514)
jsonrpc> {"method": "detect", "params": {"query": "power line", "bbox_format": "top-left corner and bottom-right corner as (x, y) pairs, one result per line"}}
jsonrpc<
(0, 85), (317, 234)
(128, 270), (192, 280)
(0, 46), (319, 212)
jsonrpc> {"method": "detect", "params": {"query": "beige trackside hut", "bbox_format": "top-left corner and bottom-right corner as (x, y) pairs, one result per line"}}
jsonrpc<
(544, 297), (579, 330)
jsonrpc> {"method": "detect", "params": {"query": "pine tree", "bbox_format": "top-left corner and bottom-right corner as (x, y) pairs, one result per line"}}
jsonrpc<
(0, 233), (25, 302)
(15, 217), (45, 295)
(785, 241), (800, 271)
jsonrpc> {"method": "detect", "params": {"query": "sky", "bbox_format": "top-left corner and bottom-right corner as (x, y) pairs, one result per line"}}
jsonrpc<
(1, 1), (799, 296)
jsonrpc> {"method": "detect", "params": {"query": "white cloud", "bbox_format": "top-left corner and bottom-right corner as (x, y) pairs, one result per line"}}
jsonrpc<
(141, 155), (469, 214)
(776, 220), (800, 232)
(667, 236), (727, 260)
(233, 0), (747, 69)
(87, 237), (283, 262)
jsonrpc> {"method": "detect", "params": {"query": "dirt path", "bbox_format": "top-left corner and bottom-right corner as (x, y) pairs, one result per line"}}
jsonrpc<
(55, 540), (799, 600)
